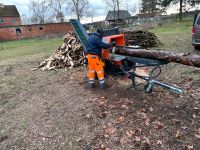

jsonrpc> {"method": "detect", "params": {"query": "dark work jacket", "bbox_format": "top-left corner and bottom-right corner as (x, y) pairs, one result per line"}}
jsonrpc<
(86, 32), (111, 57)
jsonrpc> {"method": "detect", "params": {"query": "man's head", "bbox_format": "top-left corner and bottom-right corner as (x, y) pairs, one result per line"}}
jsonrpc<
(96, 28), (104, 36)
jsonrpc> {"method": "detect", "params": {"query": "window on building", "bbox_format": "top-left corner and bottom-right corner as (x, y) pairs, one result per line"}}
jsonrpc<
(12, 18), (16, 23)
(39, 27), (43, 30)
(28, 26), (32, 31)
(16, 28), (21, 34)
(0, 18), (4, 24)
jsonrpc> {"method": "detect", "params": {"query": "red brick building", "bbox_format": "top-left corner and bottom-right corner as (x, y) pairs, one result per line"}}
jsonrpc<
(0, 22), (72, 41)
(0, 4), (22, 27)
(0, 3), (73, 41)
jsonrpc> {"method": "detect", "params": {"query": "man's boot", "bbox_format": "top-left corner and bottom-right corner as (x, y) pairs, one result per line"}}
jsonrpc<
(88, 80), (95, 88)
(88, 83), (95, 88)
(100, 82), (111, 89)
(99, 79), (110, 89)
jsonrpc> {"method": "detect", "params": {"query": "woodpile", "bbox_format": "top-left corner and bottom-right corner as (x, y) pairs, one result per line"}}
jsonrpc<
(123, 30), (160, 48)
(38, 32), (86, 71)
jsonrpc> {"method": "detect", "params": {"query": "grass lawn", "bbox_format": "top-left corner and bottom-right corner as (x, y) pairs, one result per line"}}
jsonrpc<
(148, 18), (199, 54)
(0, 37), (63, 65)
(149, 18), (193, 34)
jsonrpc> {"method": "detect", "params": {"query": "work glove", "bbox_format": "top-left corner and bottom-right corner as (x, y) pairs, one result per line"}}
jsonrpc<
(111, 41), (116, 46)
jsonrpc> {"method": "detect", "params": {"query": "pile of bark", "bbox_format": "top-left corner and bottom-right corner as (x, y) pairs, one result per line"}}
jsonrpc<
(38, 32), (86, 71)
(123, 30), (160, 48)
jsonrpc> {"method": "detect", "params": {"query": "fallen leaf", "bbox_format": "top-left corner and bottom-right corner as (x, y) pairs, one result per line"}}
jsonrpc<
(135, 128), (142, 134)
(116, 116), (125, 124)
(99, 101), (105, 107)
(124, 99), (133, 104)
(30, 67), (38, 71)
(101, 144), (106, 149)
(120, 135), (128, 145)
(185, 145), (193, 149)
(149, 107), (154, 112)
(142, 136), (150, 144)
(135, 136), (141, 142)
(76, 137), (82, 142)
(198, 128), (200, 135)
(105, 127), (117, 136)
(142, 100), (147, 103)
(194, 134), (200, 139)
(122, 105), (129, 109)
(140, 108), (146, 113)
(86, 114), (92, 119)
(126, 131), (132, 138)
(192, 114), (196, 119)
(126, 130), (135, 138)
(176, 130), (180, 138)
(109, 105), (115, 109)
(98, 111), (109, 118)
(154, 121), (164, 130)
(157, 140), (162, 145)
(172, 119), (181, 125)
(193, 107), (199, 110)
(137, 112), (150, 126)
(145, 118), (150, 126)
(194, 128), (200, 139)
(181, 126), (187, 130)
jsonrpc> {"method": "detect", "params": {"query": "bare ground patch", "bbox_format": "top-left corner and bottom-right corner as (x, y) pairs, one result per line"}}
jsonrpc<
(1, 60), (199, 150)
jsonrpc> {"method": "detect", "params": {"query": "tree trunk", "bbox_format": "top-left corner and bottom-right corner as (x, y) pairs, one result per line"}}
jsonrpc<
(117, 0), (120, 20)
(113, 47), (200, 68)
(114, 7), (116, 26)
(179, 0), (183, 20)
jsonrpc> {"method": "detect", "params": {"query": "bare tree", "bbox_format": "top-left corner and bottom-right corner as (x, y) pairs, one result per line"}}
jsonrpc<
(70, 0), (89, 20)
(141, 0), (160, 13)
(124, 1), (137, 15)
(28, 0), (49, 24)
(87, 7), (95, 23)
(21, 13), (31, 25)
(48, 0), (67, 22)
(160, 0), (200, 20)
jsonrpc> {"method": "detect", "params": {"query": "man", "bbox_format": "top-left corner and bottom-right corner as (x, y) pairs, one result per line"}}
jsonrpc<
(86, 28), (113, 89)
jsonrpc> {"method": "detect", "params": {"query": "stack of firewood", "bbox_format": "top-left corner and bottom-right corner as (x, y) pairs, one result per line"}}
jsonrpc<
(123, 30), (160, 48)
(38, 32), (86, 71)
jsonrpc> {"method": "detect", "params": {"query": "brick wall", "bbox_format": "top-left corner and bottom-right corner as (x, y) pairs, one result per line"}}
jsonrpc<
(0, 22), (72, 41)
(0, 16), (21, 27)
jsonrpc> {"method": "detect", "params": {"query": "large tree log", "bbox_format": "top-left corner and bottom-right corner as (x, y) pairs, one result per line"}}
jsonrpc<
(113, 47), (200, 68)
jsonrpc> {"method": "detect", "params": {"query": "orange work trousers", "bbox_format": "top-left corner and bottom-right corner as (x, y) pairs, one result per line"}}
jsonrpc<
(87, 54), (105, 84)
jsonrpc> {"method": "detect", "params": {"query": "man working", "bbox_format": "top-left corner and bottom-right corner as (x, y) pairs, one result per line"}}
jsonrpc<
(86, 28), (113, 89)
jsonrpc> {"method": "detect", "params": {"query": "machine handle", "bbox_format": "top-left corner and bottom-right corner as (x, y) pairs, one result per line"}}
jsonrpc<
(145, 80), (183, 94)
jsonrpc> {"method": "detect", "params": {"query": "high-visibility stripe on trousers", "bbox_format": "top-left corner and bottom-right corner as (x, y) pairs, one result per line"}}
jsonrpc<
(87, 54), (105, 82)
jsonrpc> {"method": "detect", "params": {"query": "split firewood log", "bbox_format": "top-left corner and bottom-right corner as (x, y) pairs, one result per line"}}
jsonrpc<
(122, 30), (160, 48)
(36, 32), (86, 71)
